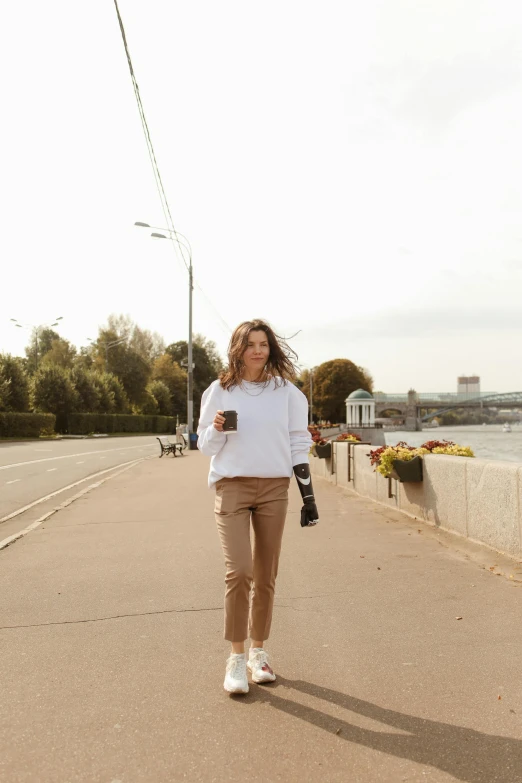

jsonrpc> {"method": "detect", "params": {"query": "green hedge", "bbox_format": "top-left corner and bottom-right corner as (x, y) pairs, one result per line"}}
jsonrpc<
(67, 413), (176, 435)
(0, 412), (56, 438)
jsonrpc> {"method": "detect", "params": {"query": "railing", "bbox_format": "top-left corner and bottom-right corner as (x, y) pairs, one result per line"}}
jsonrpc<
(375, 392), (499, 403)
(344, 423), (383, 428)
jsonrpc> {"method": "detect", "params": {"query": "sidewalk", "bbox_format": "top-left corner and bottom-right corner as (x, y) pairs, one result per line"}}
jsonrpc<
(1, 452), (521, 783)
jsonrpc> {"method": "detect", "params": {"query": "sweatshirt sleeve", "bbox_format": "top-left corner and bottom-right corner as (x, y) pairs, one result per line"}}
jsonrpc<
(197, 381), (227, 456)
(288, 384), (313, 466)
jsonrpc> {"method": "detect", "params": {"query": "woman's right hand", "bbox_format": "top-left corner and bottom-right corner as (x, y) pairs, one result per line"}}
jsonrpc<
(213, 410), (226, 432)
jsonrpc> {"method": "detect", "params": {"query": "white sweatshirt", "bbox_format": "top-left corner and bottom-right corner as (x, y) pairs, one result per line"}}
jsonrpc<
(197, 378), (312, 488)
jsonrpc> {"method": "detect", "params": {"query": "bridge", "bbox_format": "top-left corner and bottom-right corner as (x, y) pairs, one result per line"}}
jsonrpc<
(374, 391), (522, 429)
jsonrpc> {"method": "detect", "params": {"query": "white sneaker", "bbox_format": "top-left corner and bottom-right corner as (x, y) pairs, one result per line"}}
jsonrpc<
(247, 648), (276, 683)
(223, 653), (249, 694)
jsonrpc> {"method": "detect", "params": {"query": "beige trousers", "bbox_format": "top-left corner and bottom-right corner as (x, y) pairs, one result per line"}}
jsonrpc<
(214, 476), (290, 642)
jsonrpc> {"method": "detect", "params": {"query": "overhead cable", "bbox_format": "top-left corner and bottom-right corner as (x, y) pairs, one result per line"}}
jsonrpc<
(112, 1), (232, 338)
(112, 0), (188, 274)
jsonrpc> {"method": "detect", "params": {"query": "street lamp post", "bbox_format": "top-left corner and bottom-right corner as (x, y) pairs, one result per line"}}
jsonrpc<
(135, 222), (195, 433)
(310, 369), (314, 425)
(297, 363), (315, 425)
(10, 317), (64, 370)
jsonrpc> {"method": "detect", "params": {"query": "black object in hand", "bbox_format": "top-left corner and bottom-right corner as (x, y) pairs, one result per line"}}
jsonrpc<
(300, 501), (319, 527)
(223, 410), (238, 432)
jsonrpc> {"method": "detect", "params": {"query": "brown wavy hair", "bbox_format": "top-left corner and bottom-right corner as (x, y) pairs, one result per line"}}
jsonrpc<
(220, 319), (299, 390)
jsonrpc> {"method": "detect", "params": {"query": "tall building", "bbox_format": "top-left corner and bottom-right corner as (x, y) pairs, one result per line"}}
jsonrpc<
(458, 376), (480, 398)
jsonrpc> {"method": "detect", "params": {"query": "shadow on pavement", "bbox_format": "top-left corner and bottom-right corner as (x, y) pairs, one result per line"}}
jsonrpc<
(235, 677), (522, 783)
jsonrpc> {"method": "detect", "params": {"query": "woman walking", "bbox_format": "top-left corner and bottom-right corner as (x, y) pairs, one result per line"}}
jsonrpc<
(197, 319), (319, 694)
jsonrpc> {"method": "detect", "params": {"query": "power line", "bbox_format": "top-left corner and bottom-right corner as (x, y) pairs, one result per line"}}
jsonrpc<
(194, 281), (233, 337)
(112, 1), (233, 340)
(112, 0), (187, 274)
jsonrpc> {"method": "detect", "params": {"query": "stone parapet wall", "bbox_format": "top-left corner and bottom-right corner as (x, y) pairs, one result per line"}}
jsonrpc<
(317, 427), (385, 446)
(310, 442), (522, 560)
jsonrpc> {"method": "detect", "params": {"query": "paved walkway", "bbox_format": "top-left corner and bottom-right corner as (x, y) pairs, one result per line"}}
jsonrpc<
(1, 452), (521, 783)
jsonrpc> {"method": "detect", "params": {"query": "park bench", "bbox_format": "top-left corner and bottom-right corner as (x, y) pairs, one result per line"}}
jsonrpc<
(157, 435), (186, 458)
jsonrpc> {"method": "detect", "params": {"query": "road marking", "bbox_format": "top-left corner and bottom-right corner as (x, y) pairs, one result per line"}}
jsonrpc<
(6, 479), (21, 485)
(99, 457), (106, 460)
(0, 460), (147, 551)
(47, 468), (57, 472)
(0, 458), (151, 526)
(0, 443), (156, 472)
(76, 461), (85, 464)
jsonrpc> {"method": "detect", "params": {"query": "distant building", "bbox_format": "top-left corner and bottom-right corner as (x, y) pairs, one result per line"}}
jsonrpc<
(346, 388), (375, 427)
(458, 375), (480, 399)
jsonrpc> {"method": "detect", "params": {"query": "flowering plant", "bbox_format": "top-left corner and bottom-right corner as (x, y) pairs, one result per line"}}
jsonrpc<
(310, 438), (329, 457)
(368, 443), (427, 478)
(368, 439), (474, 478)
(431, 444), (475, 457)
(336, 432), (362, 443)
(420, 439), (454, 451)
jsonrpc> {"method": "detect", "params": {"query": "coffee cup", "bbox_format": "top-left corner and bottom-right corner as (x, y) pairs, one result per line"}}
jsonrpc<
(223, 410), (238, 433)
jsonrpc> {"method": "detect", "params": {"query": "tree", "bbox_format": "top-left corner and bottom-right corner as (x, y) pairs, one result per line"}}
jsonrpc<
(0, 354), (30, 412)
(91, 373), (116, 413)
(113, 349), (151, 406)
(139, 389), (159, 415)
(104, 314), (165, 362)
(41, 337), (77, 370)
(87, 372), (129, 414)
(71, 367), (101, 413)
(359, 366), (374, 392)
(92, 316), (159, 406)
(90, 332), (150, 406)
(74, 346), (95, 371)
(103, 374), (130, 413)
(151, 353), (187, 417)
(439, 411), (460, 426)
(297, 369), (314, 419)
(25, 328), (60, 374)
(32, 366), (79, 432)
(148, 380), (172, 416)
(129, 324), (165, 362)
(309, 359), (373, 422)
(165, 334), (224, 421)
(0, 377), (10, 412)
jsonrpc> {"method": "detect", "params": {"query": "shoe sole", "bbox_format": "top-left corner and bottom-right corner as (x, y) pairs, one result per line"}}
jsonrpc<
(224, 684), (249, 694)
(223, 676), (249, 694)
(247, 664), (276, 684)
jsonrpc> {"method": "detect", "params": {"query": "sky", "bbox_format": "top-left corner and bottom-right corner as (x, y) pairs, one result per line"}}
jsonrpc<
(2, 0), (522, 393)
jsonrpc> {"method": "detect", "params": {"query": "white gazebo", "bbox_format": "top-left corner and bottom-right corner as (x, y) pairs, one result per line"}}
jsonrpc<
(345, 389), (375, 427)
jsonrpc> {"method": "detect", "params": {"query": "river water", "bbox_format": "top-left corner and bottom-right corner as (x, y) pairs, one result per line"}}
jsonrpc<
(384, 425), (522, 464)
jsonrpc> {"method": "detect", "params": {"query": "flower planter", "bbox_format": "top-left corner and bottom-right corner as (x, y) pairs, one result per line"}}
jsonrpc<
(315, 442), (332, 459)
(390, 455), (423, 483)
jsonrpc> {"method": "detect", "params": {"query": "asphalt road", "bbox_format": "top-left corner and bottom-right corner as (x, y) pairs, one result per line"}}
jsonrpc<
(0, 436), (160, 523)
